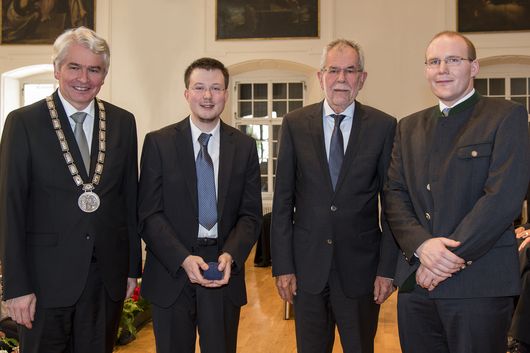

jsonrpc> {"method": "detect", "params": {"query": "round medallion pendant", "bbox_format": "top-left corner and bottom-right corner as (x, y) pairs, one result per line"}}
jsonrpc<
(78, 191), (100, 213)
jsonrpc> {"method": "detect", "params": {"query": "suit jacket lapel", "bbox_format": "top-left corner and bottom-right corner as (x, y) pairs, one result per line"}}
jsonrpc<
(174, 117), (198, 214)
(52, 91), (90, 180)
(217, 121), (235, 220)
(335, 100), (363, 192)
(308, 102), (333, 191)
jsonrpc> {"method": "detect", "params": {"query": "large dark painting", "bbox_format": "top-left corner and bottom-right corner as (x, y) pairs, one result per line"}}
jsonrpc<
(216, 0), (319, 40)
(1, 0), (95, 44)
(458, 0), (530, 32)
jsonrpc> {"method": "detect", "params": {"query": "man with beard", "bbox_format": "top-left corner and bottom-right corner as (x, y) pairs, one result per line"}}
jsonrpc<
(271, 39), (398, 353)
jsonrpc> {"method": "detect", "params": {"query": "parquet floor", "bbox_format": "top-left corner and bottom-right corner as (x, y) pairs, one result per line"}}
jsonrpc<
(115, 250), (402, 353)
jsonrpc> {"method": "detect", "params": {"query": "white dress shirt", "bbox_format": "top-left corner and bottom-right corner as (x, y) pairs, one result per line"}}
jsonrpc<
(58, 89), (95, 154)
(439, 89), (476, 112)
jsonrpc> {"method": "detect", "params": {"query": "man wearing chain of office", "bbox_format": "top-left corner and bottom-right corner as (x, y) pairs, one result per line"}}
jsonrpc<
(0, 27), (141, 353)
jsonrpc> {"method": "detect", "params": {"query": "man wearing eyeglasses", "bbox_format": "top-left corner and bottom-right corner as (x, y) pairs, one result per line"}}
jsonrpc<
(137, 57), (261, 353)
(385, 31), (530, 353)
(271, 39), (398, 353)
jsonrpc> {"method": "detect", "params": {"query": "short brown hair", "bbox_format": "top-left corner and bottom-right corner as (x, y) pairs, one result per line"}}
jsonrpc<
(184, 57), (229, 89)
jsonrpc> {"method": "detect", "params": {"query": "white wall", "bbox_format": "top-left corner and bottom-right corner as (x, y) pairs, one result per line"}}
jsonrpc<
(2, 0), (530, 146)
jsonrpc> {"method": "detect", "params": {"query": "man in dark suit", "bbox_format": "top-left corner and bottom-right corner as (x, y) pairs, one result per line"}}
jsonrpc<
(138, 57), (262, 353)
(385, 31), (530, 353)
(271, 39), (398, 353)
(0, 27), (141, 353)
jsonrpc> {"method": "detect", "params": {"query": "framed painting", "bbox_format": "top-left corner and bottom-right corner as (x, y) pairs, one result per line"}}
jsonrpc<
(458, 0), (530, 33)
(216, 0), (319, 40)
(1, 0), (95, 44)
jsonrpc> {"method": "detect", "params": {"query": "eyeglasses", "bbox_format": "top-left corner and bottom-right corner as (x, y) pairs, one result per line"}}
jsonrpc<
(189, 86), (226, 95)
(321, 66), (363, 77)
(425, 56), (474, 68)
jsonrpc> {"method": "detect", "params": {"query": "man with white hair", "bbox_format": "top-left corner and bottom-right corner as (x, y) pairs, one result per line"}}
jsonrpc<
(0, 27), (141, 353)
(271, 39), (398, 353)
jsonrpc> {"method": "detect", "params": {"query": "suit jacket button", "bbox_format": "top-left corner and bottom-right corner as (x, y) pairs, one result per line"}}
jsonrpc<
(85, 234), (90, 240)
(471, 150), (478, 157)
(466, 260), (473, 265)
(327, 239), (333, 245)
(425, 212), (431, 220)
(426, 183), (431, 191)
(330, 205), (338, 212)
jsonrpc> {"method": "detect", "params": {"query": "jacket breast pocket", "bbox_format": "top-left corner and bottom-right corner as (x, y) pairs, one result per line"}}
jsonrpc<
(456, 142), (493, 195)
(457, 143), (492, 159)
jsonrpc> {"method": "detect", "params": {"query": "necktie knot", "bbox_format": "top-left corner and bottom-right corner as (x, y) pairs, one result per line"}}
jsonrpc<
(198, 133), (211, 147)
(71, 112), (87, 124)
(332, 114), (346, 126)
(441, 107), (451, 117)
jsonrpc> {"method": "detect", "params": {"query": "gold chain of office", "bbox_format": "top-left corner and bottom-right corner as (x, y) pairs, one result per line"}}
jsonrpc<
(46, 95), (107, 213)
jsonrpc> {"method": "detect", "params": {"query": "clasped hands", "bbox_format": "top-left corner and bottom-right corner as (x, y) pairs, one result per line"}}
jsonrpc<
(415, 237), (465, 291)
(182, 252), (232, 288)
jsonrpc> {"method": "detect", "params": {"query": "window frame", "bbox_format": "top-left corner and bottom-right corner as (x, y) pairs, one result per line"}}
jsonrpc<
(231, 79), (306, 200)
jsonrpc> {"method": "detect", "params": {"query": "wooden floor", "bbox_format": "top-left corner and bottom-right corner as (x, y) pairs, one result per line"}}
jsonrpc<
(115, 252), (402, 353)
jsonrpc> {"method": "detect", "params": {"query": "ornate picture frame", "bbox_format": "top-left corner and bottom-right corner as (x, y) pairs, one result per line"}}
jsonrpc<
(458, 0), (530, 33)
(216, 0), (319, 40)
(1, 0), (95, 44)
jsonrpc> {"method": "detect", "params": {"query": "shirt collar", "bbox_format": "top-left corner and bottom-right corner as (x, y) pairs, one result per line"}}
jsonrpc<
(323, 99), (355, 119)
(58, 89), (95, 118)
(189, 117), (221, 143)
(439, 89), (475, 112)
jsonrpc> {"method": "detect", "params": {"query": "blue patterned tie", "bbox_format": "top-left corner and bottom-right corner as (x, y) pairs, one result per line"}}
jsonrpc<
(196, 133), (217, 230)
(442, 107), (451, 117)
(329, 114), (345, 190)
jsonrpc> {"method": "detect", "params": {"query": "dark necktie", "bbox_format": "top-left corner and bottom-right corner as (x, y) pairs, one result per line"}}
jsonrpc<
(71, 112), (90, 174)
(196, 133), (217, 230)
(329, 114), (346, 190)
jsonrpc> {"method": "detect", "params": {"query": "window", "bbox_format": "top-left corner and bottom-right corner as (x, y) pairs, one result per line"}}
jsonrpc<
(23, 83), (57, 106)
(475, 77), (530, 111)
(233, 81), (305, 196)
(1, 64), (55, 137)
